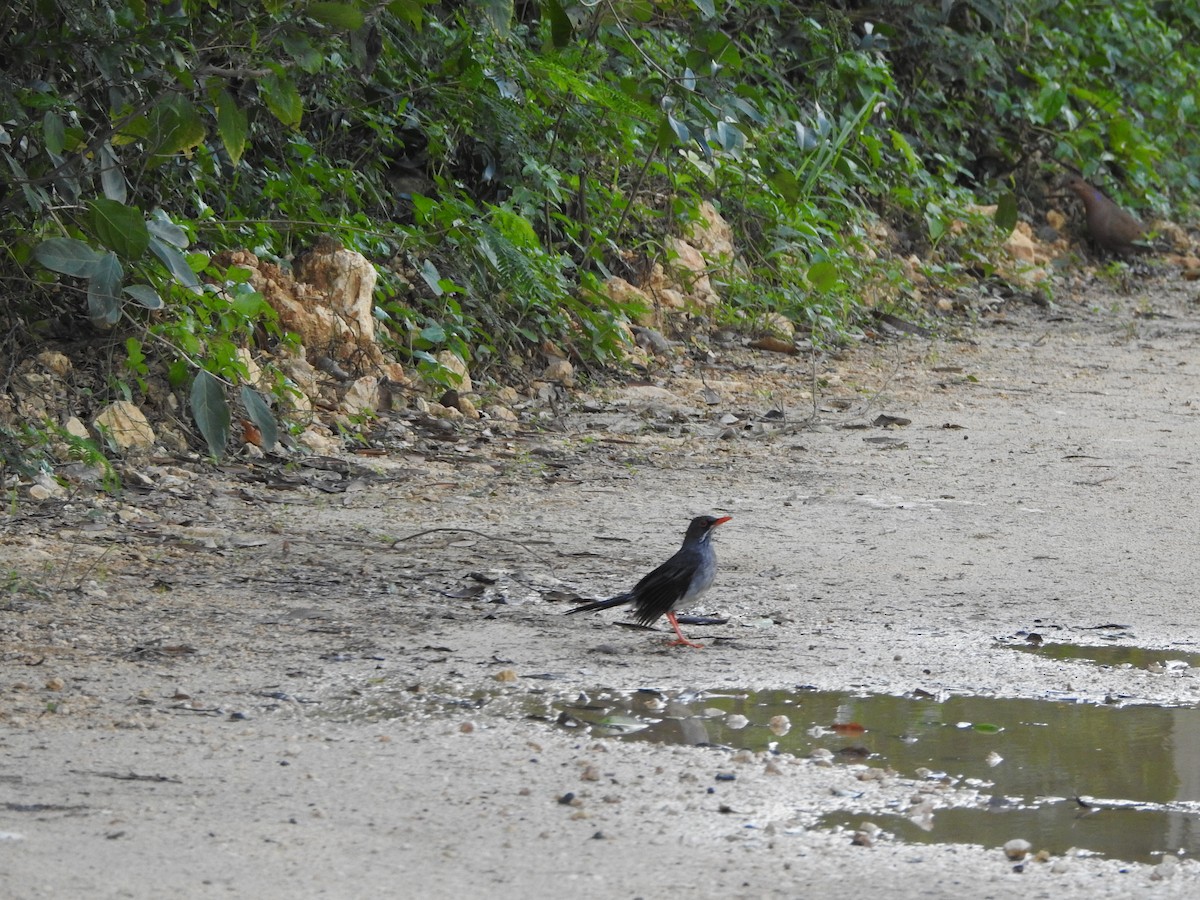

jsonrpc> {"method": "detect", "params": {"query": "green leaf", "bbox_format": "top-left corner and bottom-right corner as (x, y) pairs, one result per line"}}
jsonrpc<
(191, 370), (232, 459)
(408, 193), (436, 223)
(545, 0), (572, 48)
(149, 236), (202, 292)
(147, 96), (206, 165)
(386, 0), (424, 28)
(794, 122), (818, 151)
(691, 0), (716, 18)
(34, 238), (103, 277)
(240, 386), (279, 450)
(665, 114), (690, 145)
(125, 337), (147, 375)
(308, 2), (364, 29)
(994, 192), (1018, 235)
(87, 252), (124, 326)
(419, 259), (444, 296)
(148, 211), (189, 249)
(99, 143), (127, 203)
(216, 91), (248, 166)
(123, 284), (164, 310)
(281, 33), (324, 73)
(88, 198), (150, 259)
(715, 120), (744, 154)
(480, 0), (512, 36)
(4, 151), (47, 213)
(43, 112), (66, 155)
(1035, 85), (1067, 125)
(260, 69), (303, 128)
(770, 170), (799, 205)
(807, 261), (840, 293)
(231, 288), (269, 319)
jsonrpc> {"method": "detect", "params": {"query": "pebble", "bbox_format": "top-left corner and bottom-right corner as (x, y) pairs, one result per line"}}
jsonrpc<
(1152, 856), (1178, 881)
(1004, 838), (1032, 860)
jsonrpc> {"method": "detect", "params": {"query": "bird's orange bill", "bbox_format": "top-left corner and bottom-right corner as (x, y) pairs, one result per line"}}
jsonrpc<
(713, 515), (732, 526)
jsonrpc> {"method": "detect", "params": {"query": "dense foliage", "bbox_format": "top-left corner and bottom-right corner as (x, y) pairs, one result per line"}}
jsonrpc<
(1, 0), (1197, 456)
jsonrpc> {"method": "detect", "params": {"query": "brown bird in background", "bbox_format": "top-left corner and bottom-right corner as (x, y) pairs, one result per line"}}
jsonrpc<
(1066, 176), (1147, 257)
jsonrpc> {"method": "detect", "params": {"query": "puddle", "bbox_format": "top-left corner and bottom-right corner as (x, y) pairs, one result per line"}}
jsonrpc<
(1000, 639), (1200, 672)
(556, 688), (1200, 863)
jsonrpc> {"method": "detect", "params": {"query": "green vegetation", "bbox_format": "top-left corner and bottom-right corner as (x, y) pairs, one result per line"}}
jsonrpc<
(1, 0), (1197, 457)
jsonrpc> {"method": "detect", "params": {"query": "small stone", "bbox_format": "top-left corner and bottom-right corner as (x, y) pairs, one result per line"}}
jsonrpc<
(769, 715), (791, 736)
(457, 396), (480, 419)
(1004, 838), (1032, 861)
(542, 356), (574, 386)
(296, 427), (340, 454)
(459, 721), (476, 734)
(340, 376), (384, 417)
(37, 350), (72, 377)
(93, 401), (155, 451)
(580, 765), (600, 782)
(63, 416), (90, 440)
(426, 402), (462, 420)
(436, 351), (472, 392)
(493, 669), (518, 682)
(485, 405), (518, 423)
(45, 677), (65, 692)
(725, 714), (749, 730)
(1151, 856), (1178, 881)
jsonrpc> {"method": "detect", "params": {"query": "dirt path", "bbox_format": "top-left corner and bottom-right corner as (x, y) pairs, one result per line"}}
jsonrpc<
(5, 274), (1200, 898)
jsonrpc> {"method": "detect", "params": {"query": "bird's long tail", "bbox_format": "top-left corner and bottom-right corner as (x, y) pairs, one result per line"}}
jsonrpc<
(564, 593), (633, 615)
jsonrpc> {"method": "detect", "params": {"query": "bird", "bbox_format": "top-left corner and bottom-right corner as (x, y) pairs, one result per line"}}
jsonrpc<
(1066, 176), (1147, 257)
(565, 514), (732, 648)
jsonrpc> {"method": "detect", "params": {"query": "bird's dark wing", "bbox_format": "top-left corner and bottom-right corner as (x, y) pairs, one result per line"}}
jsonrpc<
(628, 551), (699, 626)
(564, 592), (634, 615)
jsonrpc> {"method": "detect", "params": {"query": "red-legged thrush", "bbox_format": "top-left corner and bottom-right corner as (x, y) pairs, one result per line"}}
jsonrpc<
(566, 515), (732, 648)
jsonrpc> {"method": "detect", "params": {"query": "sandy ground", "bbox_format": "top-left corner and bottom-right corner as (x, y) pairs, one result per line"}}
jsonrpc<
(6, 273), (1200, 898)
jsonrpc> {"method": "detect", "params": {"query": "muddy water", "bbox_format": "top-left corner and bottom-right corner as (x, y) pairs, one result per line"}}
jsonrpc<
(558, 686), (1200, 862)
(1001, 639), (1200, 672)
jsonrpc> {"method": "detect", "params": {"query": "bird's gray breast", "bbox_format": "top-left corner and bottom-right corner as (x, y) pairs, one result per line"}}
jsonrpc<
(677, 547), (718, 610)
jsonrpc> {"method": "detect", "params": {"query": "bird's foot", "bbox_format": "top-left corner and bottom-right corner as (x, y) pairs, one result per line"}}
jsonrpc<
(667, 637), (704, 649)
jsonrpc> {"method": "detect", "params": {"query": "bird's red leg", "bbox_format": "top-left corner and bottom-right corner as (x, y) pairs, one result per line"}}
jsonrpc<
(666, 611), (704, 649)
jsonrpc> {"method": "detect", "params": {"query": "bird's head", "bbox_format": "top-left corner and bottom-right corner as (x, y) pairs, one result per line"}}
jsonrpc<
(687, 514), (732, 542)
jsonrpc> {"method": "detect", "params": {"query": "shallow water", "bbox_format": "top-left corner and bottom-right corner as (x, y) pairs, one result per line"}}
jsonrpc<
(556, 686), (1200, 863)
(1000, 638), (1200, 672)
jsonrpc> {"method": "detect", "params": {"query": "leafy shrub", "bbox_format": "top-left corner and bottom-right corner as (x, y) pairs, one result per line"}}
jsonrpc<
(1, 0), (1196, 461)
